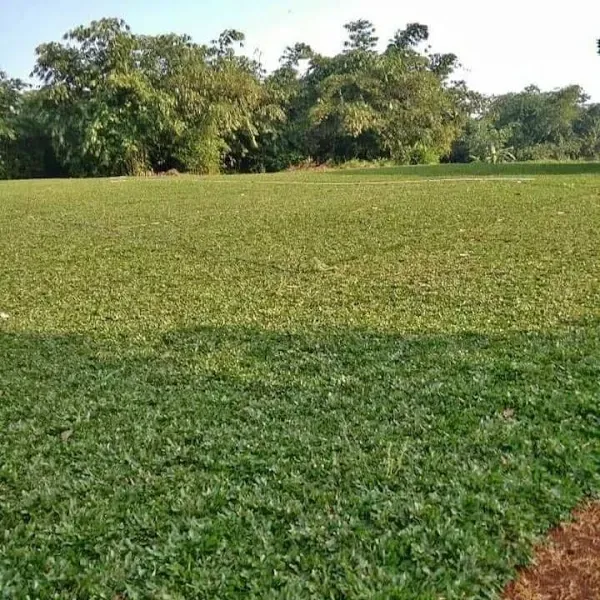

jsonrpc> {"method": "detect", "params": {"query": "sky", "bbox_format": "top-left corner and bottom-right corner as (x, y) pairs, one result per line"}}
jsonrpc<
(1, 0), (599, 100)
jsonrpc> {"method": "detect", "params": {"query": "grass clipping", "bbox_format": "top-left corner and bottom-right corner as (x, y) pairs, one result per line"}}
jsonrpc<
(504, 502), (600, 600)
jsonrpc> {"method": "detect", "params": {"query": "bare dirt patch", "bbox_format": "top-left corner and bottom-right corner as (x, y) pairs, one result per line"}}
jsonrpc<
(504, 502), (600, 600)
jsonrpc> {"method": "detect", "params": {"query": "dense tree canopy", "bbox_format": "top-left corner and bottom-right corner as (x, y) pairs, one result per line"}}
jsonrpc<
(452, 86), (600, 163)
(28, 18), (283, 176)
(0, 71), (24, 177)
(0, 19), (599, 178)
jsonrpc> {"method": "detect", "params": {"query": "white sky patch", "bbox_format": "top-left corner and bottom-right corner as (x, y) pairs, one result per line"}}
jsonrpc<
(2, 0), (599, 100)
(238, 0), (600, 101)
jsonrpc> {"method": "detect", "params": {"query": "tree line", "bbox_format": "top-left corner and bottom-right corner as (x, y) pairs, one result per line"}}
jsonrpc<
(1, 18), (600, 178)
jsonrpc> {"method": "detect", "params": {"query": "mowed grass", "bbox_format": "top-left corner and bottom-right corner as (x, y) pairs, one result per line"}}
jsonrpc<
(1, 164), (599, 599)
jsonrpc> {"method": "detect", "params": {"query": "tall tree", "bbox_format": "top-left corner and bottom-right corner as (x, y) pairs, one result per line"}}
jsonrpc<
(343, 20), (379, 52)
(0, 71), (25, 177)
(574, 103), (600, 158)
(0, 71), (22, 138)
(388, 22), (429, 51)
(309, 22), (467, 163)
(489, 85), (588, 159)
(31, 19), (283, 175)
(34, 18), (155, 175)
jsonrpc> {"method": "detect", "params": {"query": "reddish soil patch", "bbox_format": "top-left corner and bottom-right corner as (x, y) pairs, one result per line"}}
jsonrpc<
(504, 502), (600, 600)
(286, 161), (331, 172)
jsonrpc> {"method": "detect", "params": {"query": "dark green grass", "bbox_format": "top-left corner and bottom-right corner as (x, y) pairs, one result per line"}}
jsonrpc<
(333, 161), (600, 179)
(1, 166), (599, 598)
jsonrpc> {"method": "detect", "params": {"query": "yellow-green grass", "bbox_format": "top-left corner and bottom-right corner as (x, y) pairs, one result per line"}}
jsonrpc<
(1, 164), (599, 598)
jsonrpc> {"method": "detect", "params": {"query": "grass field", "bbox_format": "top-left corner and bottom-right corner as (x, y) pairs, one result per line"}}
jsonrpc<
(1, 164), (599, 599)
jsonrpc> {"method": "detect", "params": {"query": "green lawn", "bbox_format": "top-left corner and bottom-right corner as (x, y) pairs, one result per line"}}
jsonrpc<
(1, 165), (599, 599)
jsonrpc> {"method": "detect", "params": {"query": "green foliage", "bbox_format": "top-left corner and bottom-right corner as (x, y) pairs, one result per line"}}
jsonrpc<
(574, 103), (600, 158)
(1, 18), (470, 177)
(458, 120), (516, 163)
(34, 19), (160, 175)
(299, 23), (466, 165)
(1, 168), (600, 597)
(343, 19), (379, 52)
(1, 20), (600, 178)
(0, 71), (24, 177)
(0, 71), (21, 140)
(0, 91), (63, 179)
(280, 43), (315, 69)
(26, 19), (281, 176)
(489, 86), (588, 161)
(388, 22), (430, 51)
(450, 86), (600, 164)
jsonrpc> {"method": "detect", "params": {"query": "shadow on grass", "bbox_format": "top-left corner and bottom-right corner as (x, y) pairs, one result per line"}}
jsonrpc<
(1, 321), (599, 598)
(334, 162), (600, 178)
